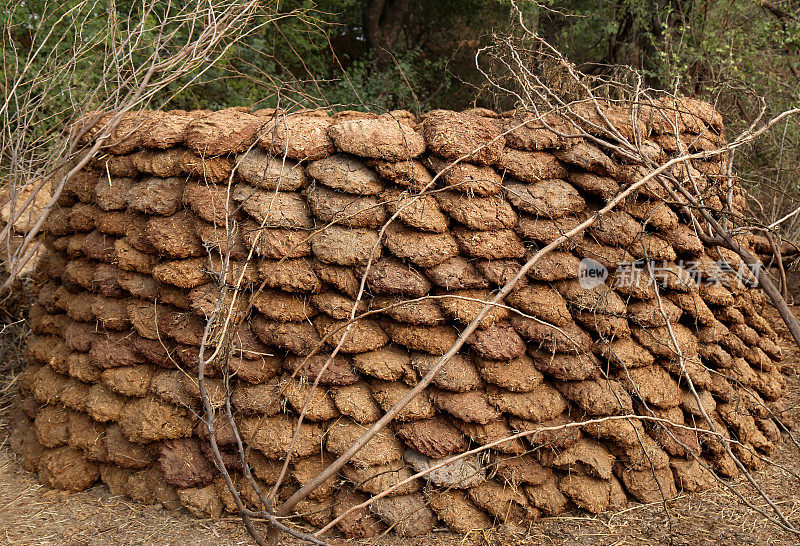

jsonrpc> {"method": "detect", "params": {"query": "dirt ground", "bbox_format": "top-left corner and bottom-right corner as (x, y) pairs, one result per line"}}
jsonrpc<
(1, 307), (800, 545)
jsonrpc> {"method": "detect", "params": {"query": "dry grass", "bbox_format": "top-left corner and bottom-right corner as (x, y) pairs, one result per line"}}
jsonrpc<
(0, 303), (799, 545)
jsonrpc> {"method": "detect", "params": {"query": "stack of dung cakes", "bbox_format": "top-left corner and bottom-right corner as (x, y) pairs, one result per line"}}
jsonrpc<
(11, 99), (787, 537)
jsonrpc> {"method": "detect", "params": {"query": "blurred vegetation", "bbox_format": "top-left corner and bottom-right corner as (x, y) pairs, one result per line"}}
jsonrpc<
(4, 0), (800, 236)
(8, 1), (798, 123)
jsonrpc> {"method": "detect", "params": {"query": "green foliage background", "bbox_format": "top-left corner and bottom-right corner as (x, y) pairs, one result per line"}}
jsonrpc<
(9, 1), (798, 124)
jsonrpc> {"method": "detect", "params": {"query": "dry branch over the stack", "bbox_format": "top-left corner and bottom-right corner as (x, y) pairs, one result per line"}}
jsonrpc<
(10, 102), (790, 538)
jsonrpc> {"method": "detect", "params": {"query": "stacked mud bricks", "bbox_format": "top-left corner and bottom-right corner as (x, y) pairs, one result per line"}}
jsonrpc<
(10, 98), (788, 537)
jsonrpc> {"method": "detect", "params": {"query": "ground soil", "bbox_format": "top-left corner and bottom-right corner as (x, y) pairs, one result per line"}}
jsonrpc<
(1, 306), (800, 545)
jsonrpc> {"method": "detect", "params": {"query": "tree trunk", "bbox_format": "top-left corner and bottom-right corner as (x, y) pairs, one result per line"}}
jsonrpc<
(364, 0), (411, 68)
